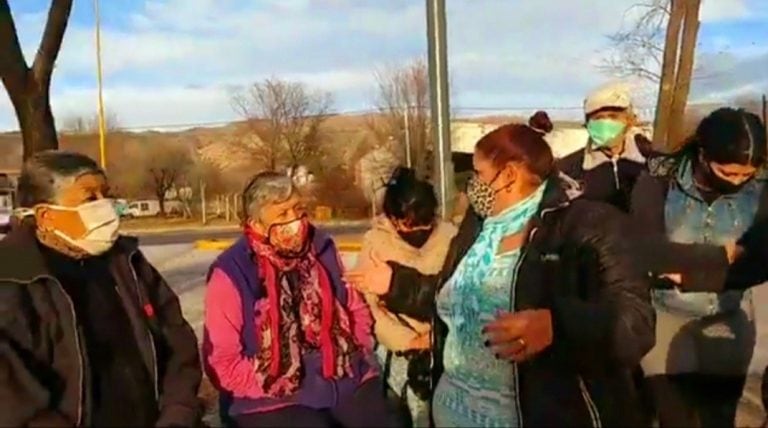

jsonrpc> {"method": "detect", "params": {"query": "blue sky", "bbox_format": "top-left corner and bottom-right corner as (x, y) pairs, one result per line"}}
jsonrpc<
(0, 0), (766, 130)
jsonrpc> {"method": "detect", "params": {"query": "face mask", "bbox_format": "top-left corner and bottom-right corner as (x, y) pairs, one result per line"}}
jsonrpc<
(397, 228), (433, 249)
(267, 216), (310, 258)
(587, 119), (626, 148)
(466, 171), (504, 218)
(44, 199), (120, 256)
(697, 160), (754, 195)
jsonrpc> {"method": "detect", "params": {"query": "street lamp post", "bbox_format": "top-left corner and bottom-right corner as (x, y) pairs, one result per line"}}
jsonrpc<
(94, 0), (107, 169)
(426, 0), (453, 219)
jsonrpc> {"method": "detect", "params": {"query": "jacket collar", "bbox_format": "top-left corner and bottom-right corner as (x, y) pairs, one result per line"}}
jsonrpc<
(582, 128), (647, 171)
(0, 223), (139, 284)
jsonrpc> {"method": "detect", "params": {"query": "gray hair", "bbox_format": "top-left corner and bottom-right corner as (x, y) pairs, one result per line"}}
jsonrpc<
(17, 150), (103, 207)
(241, 171), (296, 221)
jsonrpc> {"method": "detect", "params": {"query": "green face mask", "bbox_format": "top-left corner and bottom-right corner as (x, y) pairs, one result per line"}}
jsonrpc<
(587, 119), (626, 148)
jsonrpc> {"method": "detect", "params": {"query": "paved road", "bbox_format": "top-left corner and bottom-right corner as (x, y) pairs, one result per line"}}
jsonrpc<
(130, 224), (369, 246)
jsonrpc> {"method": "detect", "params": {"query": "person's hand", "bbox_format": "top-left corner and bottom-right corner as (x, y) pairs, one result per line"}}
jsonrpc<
(483, 309), (553, 362)
(408, 333), (430, 350)
(343, 250), (392, 295)
(724, 241), (744, 264)
(660, 273), (683, 285)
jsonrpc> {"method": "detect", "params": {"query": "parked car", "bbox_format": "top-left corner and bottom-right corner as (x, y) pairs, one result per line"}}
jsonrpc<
(124, 199), (184, 218)
(0, 190), (14, 234)
(125, 200), (162, 218)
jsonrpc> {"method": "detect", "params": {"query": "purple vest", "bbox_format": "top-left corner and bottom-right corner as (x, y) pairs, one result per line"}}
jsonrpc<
(208, 229), (371, 417)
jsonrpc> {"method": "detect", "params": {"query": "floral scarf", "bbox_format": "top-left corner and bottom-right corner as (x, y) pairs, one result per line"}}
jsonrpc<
(245, 226), (358, 397)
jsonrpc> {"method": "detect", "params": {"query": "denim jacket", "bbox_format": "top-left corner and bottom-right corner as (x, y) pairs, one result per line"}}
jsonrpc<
(653, 159), (763, 317)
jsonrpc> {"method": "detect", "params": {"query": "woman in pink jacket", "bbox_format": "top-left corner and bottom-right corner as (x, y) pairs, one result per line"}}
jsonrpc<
(203, 172), (400, 427)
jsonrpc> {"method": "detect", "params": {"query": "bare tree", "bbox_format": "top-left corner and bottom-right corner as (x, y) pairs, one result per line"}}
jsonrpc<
(142, 145), (193, 216)
(371, 59), (432, 177)
(230, 78), (333, 171)
(599, 0), (669, 82)
(62, 111), (121, 134)
(0, 0), (74, 159)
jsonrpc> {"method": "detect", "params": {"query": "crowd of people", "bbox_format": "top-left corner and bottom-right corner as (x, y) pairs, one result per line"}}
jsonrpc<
(1, 82), (767, 428)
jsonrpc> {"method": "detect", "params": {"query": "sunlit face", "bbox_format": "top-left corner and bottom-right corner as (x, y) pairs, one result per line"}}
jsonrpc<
(588, 109), (633, 124)
(250, 193), (305, 232)
(709, 161), (757, 186)
(472, 150), (504, 188)
(35, 173), (111, 238)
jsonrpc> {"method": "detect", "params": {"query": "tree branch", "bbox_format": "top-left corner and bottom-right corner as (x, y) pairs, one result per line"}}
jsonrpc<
(0, 0), (30, 85)
(31, 0), (73, 85)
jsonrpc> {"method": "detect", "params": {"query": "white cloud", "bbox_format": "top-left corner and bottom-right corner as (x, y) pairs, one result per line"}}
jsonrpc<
(0, 0), (765, 131)
(700, 0), (751, 23)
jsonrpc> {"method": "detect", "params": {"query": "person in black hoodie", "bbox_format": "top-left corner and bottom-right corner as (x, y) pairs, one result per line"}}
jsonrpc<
(558, 82), (654, 212)
(346, 123), (655, 427)
(631, 108), (768, 427)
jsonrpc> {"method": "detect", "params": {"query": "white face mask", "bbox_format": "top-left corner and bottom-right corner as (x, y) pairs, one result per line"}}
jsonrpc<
(47, 199), (120, 256)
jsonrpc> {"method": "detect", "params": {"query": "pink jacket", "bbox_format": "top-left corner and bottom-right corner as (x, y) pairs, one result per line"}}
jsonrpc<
(203, 265), (375, 402)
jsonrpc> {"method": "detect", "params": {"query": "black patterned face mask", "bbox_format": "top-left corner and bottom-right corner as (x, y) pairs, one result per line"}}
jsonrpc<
(466, 175), (496, 217)
(466, 170), (507, 217)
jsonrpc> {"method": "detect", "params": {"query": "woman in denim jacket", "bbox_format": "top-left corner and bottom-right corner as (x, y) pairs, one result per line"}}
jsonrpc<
(631, 107), (768, 427)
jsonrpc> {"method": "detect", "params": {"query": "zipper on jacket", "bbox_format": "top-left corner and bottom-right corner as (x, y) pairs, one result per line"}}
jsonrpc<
(50, 277), (85, 426)
(127, 254), (160, 400)
(578, 376), (602, 428)
(508, 202), (571, 427)
(611, 156), (620, 190)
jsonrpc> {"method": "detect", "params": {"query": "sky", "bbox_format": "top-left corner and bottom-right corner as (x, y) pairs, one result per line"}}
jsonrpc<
(1, 0), (766, 131)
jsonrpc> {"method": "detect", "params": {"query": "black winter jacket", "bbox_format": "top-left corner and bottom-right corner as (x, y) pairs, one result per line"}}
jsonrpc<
(0, 225), (202, 427)
(382, 178), (655, 427)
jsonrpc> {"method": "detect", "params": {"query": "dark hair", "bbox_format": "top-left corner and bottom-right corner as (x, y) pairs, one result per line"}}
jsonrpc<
(17, 150), (103, 207)
(475, 124), (555, 181)
(693, 107), (767, 167)
(382, 167), (437, 227)
(529, 111), (553, 134)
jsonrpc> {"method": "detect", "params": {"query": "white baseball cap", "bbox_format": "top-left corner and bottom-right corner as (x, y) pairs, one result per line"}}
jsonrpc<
(584, 83), (633, 116)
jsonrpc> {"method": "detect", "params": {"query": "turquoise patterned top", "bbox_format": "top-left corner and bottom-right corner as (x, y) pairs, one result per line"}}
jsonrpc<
(432, 184), (545, 428)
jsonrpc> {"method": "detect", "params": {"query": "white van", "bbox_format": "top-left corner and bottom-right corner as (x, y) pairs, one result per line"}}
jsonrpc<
(125, 200), (162, 218)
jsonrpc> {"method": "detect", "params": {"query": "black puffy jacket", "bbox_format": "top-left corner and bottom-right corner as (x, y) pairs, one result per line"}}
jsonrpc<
(382, 177), (655, 427)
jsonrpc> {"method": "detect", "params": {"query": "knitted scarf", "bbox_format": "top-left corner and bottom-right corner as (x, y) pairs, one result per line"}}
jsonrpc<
(245, 226), (357, 397)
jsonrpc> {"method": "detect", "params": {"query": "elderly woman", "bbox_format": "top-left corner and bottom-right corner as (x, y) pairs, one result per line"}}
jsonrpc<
(0, 151), (202, 427)
(203, 172), (399, 428)
(347, 124), (655, 427)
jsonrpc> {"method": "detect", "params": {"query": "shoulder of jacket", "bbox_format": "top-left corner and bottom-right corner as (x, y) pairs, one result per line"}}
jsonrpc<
(556, 149), (585, 173)
(564, 199), (625, 233)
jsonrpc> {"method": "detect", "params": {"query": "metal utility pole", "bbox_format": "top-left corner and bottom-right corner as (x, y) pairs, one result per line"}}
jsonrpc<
(426, 0), (453, 219)
(404, 106), (412, 168)
(94, 0), (107, 169)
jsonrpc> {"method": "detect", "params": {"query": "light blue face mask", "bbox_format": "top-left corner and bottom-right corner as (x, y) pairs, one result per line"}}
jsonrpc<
(587, 119), (626, 148)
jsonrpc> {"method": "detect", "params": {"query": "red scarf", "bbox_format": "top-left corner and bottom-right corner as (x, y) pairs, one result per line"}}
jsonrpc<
(245, 225), (356, 394)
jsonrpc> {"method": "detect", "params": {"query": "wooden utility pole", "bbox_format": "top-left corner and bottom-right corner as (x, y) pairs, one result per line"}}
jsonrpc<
(653, 0), (701, 151)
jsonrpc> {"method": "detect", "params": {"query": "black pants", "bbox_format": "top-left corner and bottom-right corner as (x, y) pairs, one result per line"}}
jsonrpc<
(646, 374), (746, 428)
(233, 380), (403, 428)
